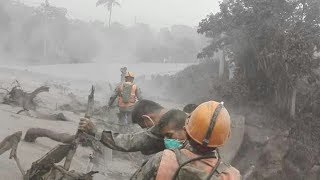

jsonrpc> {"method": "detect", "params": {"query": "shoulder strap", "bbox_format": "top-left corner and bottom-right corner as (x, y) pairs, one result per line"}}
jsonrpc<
(206, 149), (230, 179)
(206, 158), (221, 180)
(207, 161), (231, 180)
(171, 149), (184, 166)
(172, 149), (231, 180)
(216, 162), (231, 174)
(172, 152), (217, 180)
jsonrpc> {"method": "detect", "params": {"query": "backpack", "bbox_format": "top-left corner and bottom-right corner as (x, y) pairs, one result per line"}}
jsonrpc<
(120, 83), (133, 103)
(172, 149), (231, 180)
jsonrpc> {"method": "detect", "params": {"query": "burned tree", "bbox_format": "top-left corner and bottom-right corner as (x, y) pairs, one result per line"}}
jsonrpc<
(0, 131), (99, 180)
(24, 128), (75, 144)
(3, 83), (49, 112)
(24, 144), (97, 180)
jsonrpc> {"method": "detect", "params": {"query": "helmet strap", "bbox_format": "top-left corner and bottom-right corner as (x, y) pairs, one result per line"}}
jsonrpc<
(202, 103), (224, 147)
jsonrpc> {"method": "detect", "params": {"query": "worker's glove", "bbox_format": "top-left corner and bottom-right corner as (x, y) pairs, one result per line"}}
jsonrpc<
(78, 117), (97, 136)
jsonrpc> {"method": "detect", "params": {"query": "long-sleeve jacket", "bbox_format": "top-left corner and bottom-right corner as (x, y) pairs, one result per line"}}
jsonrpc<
(98, 126), (165, 155)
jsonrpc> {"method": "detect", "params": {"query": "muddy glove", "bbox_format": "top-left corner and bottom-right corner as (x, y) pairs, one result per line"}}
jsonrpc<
(78, 118), (97, 136)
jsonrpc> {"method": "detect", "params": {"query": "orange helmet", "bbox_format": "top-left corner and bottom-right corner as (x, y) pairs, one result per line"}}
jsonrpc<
(185, 101), (231, 148)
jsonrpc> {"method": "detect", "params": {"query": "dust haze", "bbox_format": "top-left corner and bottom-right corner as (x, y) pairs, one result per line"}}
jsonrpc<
(0, 0), (319, 180)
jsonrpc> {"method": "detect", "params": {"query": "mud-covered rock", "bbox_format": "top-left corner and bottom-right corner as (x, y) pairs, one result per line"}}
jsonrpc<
(250, 134), (290, 180)
(282, 114), (320, 180)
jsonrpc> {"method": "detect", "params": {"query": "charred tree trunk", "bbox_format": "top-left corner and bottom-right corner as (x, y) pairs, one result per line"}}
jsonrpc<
(3, 85), (49, 111)
(24, 128), (75, 144)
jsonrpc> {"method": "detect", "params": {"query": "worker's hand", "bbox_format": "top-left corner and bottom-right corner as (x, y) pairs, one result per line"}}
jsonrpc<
(78, 117), (96, 136)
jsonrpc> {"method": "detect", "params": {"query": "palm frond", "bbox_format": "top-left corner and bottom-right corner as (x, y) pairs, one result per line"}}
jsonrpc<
(96, 0), (108, 7)
(114, 1), (121, 7)
(96, 0), (121, 7)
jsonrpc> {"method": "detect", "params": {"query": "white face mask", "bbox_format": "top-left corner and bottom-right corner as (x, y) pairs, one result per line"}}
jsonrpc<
(142, 115), (155, 127)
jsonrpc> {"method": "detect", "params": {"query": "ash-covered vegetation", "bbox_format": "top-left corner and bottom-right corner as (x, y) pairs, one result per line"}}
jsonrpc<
(140, 1), (320, 179)
(0, 0), (207, 65)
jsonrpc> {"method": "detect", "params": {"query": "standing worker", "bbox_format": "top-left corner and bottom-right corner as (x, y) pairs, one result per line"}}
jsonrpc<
(131, 101), (241, 180)
(108, 71), (142, 124)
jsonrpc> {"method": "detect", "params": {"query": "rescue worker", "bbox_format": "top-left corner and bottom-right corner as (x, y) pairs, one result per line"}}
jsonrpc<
(131, 101), (241, 180)
(157, 109), (188, 150)
(131, 99), (168, 128)
(108, 71), (142, 124)
(80, 100), (169, 155)
(78, 100), (198, 155)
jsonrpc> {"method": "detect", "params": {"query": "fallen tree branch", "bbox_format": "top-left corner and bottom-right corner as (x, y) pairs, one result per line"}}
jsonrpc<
(3, 85), (49, 111)
(24, 128), (75, 144)
(25, 144), (73, 179)
(0, 131), (22, 156)
(16, 108), (29, 114)
(0, 131), (25, 176)
(53, 165), (98, 179)
(29, 86), (50, 102)
(0, 87), (10, 93)
(24, 128), (102, 152)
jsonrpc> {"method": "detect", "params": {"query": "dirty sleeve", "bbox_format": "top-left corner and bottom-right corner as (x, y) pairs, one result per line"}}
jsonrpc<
(99, 126), (165, 155)
(130, 151), (163, 180)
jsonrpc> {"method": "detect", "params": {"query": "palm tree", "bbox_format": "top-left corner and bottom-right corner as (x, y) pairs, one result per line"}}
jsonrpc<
(96, 0), (121, 27)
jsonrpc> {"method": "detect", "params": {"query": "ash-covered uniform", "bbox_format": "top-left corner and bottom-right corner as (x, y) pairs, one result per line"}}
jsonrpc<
(130, 145), (241, 180)
(97, 126), (165, 155)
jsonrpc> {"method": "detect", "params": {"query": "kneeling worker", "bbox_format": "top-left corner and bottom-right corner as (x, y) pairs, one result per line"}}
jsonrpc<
(131, 101), (241, 180)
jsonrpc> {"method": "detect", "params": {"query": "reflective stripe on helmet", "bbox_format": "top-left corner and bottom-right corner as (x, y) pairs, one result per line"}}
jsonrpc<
(202, 103), (224, 147)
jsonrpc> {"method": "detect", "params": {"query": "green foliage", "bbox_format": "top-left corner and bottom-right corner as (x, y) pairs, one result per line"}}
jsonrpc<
(198, 0), (320, 112)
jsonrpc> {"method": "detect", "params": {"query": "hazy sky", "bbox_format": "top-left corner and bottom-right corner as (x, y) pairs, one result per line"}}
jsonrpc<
(22, 0), (220, 28)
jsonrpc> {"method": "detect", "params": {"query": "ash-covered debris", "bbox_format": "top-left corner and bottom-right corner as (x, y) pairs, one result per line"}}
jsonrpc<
(1, 81), (49, 113)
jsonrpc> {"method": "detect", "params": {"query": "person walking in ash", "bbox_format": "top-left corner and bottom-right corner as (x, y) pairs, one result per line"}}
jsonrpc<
(108, 71), (142, 124)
